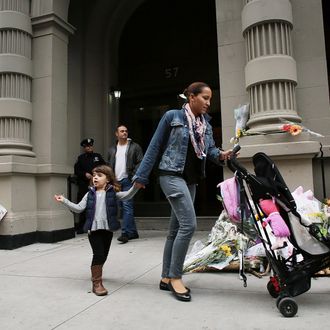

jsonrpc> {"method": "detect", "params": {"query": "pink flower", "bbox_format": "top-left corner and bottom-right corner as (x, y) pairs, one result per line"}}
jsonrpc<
(281, 124), (291, 132)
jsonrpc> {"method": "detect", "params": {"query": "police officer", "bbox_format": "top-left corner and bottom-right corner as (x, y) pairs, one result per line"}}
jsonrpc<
(74, 138), (106, 233)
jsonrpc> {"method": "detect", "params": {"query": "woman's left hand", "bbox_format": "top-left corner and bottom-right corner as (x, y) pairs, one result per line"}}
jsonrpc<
(219, 149), (233, 161)
(134, 182), (145, 189)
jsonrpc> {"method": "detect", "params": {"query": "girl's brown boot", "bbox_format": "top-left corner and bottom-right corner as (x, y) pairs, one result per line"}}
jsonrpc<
(91, 265), (108, 296)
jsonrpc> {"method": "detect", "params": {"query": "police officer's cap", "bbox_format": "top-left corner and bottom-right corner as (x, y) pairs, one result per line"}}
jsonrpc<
(80, 138), (94, 147)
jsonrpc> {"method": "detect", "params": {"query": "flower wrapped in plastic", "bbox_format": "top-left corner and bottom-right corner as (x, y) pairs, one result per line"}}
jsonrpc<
(292, 186), (330, 243)
(279, 119), (323, 138)
(230, 104), (250, 144)
(292, 186), (323, 225)
(183, 211), (261, 273)
(281, 123), (302, 136)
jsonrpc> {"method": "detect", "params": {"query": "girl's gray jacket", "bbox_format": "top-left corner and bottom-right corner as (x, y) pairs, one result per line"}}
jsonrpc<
(132, 108), (224, 185)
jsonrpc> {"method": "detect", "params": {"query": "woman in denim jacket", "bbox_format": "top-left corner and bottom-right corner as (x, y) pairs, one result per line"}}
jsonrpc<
(133, 82), (232, 302)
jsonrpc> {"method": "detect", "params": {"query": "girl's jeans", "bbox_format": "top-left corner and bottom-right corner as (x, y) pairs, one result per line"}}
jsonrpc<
(159, 175), (196, 279)
(88, 230), (113, 266)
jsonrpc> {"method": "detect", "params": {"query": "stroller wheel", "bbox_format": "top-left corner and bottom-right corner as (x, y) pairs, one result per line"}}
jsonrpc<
(267, 280), (280, 298)
(278, 297), (298, 318)
(276, 292), (289, 308)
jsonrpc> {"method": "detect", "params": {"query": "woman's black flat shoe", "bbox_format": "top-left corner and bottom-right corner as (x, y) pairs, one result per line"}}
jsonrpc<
(168, 282), (191, 302)
(159, 280), (171, 291)
(159, 280), (191, 293)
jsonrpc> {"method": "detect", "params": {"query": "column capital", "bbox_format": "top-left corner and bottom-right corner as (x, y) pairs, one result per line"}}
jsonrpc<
(31, 13), (75, 40)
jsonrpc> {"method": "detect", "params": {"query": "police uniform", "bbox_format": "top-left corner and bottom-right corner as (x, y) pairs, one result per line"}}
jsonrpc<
(74, 138), (106, 232)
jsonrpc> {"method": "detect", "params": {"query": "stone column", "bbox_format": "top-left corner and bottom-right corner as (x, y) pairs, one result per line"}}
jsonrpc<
(0, 0), (75, 249)
(30, 2), (75, 242)
(242, 0), (302, 133)
(0, 0), (34, 156)
(0, 0), (39, 249)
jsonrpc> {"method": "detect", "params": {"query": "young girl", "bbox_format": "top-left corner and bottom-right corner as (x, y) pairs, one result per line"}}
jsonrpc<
(54, 165), (138, 296)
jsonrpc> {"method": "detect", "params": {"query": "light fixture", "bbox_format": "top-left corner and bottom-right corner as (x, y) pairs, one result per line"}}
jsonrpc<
(113, 90), (121, 99)
(178, 93), (187, 100)
(109, 87), (121, 100)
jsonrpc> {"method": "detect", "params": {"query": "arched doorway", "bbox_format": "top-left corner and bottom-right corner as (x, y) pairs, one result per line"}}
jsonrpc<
(67, 0), (223, 217)
(118, 0), (223, 216)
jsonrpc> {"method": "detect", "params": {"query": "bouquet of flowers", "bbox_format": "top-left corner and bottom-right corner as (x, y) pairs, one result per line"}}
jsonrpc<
(230, 104), (250, 144)
(183, 213), (236, 272)
(292, 186), (330, 242)
(279, 119), (323, 138)
(183, 211), (262, 273)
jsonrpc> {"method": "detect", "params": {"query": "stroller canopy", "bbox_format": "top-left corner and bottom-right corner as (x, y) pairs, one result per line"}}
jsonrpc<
(252, 152), (297, 213)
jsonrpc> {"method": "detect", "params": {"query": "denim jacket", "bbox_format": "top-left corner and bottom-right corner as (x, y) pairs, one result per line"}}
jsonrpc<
(133, 108), (223, 185)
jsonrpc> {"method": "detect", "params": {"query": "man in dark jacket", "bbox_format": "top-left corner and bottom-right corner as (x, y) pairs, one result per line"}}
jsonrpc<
(108, 125), (143, 243)
(74, 138), (106, 233)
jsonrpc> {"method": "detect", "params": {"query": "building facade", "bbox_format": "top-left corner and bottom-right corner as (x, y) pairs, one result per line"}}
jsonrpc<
(0, 0), (329, 248)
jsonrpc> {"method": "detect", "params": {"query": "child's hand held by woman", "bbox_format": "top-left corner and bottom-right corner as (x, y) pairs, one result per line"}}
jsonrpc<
(54, 194), (64, 202)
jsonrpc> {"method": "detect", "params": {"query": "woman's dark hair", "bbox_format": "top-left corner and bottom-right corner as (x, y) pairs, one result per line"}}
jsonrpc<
(92, 165), (121, 192)
(183, 82), (210, 98)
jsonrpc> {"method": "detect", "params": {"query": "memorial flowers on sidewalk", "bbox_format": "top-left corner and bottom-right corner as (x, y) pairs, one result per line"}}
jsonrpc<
(183, 214), (238, 273)
(183, 211), (262, 273)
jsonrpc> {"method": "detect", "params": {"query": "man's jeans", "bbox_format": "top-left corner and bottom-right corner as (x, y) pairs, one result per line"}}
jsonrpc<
(119, 177), (138, 236)
(159, 175), (196, 279)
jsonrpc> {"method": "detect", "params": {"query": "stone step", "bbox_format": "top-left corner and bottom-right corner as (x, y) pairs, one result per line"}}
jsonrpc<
(135, 216), (218, 231)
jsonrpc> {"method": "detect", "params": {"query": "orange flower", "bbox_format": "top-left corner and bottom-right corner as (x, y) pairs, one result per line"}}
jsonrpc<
(281, 123), (302, 136)
(289, 124), (302, 136)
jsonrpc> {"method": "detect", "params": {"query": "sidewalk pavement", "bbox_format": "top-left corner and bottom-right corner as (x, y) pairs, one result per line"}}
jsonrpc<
(1, 230), (330, 330)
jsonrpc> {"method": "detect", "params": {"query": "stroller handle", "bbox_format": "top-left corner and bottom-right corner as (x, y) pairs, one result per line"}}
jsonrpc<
(232, 144), (241, 155)
(227, 145), (249, 175)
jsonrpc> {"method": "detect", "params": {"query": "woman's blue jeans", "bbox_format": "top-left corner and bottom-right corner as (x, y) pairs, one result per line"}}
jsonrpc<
(159, 175), (196, 279)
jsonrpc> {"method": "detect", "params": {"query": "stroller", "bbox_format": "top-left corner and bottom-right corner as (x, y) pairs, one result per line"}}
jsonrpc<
(223, 145), (330, 317)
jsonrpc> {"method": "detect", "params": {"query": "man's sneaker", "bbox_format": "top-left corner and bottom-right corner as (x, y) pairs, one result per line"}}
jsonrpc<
(117, 234), (129, 244)
(128, 233), (139, 240)
(75, 228), (84, 235)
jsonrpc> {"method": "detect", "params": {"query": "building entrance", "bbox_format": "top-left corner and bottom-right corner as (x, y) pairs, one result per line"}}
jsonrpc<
(119, 92), (223, 217)
(117, 0), (223, 216)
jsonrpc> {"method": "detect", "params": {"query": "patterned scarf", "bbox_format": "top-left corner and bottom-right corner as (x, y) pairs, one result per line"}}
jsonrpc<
(184, 103), (206, 159)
